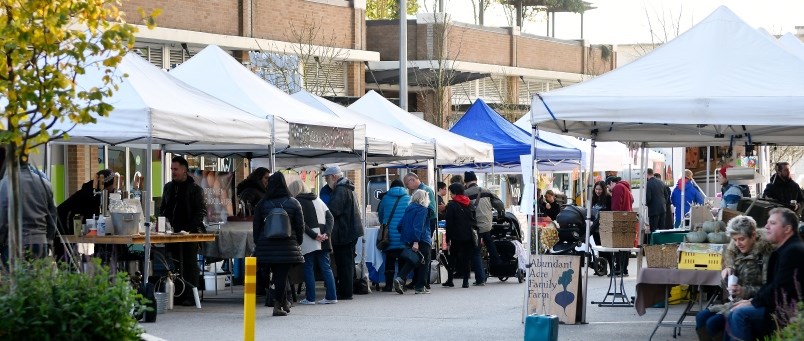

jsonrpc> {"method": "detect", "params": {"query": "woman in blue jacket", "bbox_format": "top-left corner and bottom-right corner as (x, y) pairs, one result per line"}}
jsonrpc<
(393, 189), (432, 295)
(376, 179), (411, 292)
(671, 169), (706, 228)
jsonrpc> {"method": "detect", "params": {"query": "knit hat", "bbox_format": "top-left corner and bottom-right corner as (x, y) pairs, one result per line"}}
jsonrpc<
(464, 171), (478, 183)
(322, 166), (342, 177)
(719, 165), (732, 178)
(605, 176), (618, 186)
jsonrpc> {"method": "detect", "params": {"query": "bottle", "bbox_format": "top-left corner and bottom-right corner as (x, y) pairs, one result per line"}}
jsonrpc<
(166, 276), (175, 310)
(97, 215), (106, 236)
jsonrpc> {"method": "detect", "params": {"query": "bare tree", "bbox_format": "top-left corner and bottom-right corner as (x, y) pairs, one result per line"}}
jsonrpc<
(635, 3), (695, 56)
(250, 14), (349, 96)
(770, 146), (804, 168)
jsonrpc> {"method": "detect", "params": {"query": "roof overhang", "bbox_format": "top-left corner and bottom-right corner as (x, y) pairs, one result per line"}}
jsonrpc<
(132, 25), (380, 62)
(367, 60), (586, 84)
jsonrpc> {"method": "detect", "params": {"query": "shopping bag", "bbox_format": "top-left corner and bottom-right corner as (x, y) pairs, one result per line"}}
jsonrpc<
(524, 314), (558, 341)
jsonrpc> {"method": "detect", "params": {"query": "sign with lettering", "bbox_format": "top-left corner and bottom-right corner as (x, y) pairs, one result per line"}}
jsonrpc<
(288, 123), (354, 151)
(527, 255), (582, 324)
(190, 170), (234, 224)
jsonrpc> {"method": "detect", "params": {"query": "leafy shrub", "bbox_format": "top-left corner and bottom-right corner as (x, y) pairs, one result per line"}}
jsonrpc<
(0, 259), (147, 340)
(772, 302), (804, 340)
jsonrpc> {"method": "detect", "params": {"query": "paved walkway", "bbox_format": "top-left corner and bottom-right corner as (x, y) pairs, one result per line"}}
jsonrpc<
(141, 258), (701, 341)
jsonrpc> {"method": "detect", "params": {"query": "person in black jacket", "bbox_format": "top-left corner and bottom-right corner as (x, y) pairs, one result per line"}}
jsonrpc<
(159, 156), (206, 306)
(727, 208), (804, 340)
(645, 168), (667, 233)
(322, 166), (363, 300)
(654, 174), (674, 229)
(538, 190), (561, 221)
(444, 183), (481, 288)
(763, 162), (804, 213)
(236, 167), (270, 215)
(56, 169), (115, 261)
(252, 172), (305, 316)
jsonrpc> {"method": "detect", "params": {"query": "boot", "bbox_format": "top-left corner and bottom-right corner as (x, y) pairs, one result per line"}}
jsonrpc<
(272, 304), (287, 317)
(382, 283), (393, 292)
(462, 277), (469, 288)
(281, 299), (291, 314)
(695, 327), (713, 341)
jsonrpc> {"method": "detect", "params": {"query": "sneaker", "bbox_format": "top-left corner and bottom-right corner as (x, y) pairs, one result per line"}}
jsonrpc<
(298, 299), (316, 305)
(414, 288), (431, 294)
(393, 277), (404, 294)
(442, 281), (454, 287)
(317, 299), (338, 304)
(473, 281), (486, 286)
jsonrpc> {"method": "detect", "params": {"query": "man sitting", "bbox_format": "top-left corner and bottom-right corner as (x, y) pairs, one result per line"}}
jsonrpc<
(727, 208), (804, 340)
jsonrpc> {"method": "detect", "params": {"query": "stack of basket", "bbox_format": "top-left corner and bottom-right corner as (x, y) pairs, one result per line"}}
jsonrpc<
(644, 244), (680, 268)
(599, 211), (637, 248)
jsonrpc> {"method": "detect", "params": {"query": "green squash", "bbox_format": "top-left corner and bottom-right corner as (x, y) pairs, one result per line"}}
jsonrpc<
(702, 221), (718, 233)
(686, 230), (708, 243)
(707, 232), (729, 244)
(715, 221), (727, 232)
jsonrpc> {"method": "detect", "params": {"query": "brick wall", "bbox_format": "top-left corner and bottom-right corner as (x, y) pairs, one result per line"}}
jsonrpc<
(122, 0), (240, 36)
(366, 20), (419, 60)
(67, 146), (100, 194)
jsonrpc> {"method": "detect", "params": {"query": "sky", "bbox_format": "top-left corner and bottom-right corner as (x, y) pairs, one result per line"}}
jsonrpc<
(417, 0), (804, 44)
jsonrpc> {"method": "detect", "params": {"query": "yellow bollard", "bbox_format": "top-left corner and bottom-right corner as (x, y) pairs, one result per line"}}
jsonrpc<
(244, 257), (256, 341)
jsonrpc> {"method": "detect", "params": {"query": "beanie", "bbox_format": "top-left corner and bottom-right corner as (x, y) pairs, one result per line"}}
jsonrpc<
(719, 165), (732, 178)
(464, 171), (478, 183)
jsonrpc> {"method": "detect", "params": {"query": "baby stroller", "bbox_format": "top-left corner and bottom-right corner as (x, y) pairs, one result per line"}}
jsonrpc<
(485, 212), (526, 283)
(553, 205), (609, 276)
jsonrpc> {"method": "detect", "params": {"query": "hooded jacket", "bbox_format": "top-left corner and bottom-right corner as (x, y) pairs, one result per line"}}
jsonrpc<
(296, 192), (334, 252)
(326, 176), (364, 246)
(610, 180), (634, 211)
(159, 176), (207, 233)
(762, 174), (804, 209)
(0, 166), (57, 245)
(236, 178), (266, 215)
(57, 180), (102, 233)
(709, 236), (773, 315)
(397, 202), (431, 246)
(671, 178), (705, 223)
(464, 183), (506, 233)
(252, 196), (305, 264)
(444, 195), (474, 243)
(377, 186), (410, 250)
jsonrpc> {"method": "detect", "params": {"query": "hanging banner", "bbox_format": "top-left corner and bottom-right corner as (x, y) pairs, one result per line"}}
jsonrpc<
(190, 169), (234, 224)
(527, 254), (582, 324)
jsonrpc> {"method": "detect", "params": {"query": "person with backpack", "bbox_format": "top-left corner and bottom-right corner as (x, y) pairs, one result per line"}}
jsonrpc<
(464, 171), (506, 282)
(376, 179), (410, 292)
(252, 172), (305, 316)
(719, 165), (750, 210)
(444, 183), (483, 288)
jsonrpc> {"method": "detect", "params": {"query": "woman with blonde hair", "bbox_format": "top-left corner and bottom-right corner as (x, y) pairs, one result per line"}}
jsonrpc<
(288, 179), (338, 305)
(393, 189), (432, 295)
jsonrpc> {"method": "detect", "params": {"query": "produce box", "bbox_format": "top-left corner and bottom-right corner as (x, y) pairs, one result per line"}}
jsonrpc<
(677, 243), (725, 270)
(599, 211), (638, 222)
(644, 244), (680, 268)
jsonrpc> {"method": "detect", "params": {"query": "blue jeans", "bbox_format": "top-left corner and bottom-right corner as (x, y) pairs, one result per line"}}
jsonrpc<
(471, 245), (486, 283)
(726, 305), (766, 341)
(303, 250), (337, 301)
(695, 308), (725, 336)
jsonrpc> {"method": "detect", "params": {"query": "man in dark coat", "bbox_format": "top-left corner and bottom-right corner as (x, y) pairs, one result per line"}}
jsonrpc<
(645, 168), (667, 232)
(727, 208), (804, 340)
(323, 166), (363, 300)
(159, 156), (206, 306)
(654, 174), (674, 229)
(56, 169), (115, 261)
(763, 162), (804, 213)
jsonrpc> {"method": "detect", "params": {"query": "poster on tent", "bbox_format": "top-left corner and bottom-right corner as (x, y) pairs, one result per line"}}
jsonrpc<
(527, 255), (582, 324)
(189, 170), (234, 224)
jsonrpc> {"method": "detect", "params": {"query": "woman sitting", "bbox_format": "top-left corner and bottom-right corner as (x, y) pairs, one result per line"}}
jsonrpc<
(695, 216), (772, 341)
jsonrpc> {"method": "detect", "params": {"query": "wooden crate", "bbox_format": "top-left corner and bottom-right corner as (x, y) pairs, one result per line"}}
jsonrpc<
(599, 220), (637, 231)
(644, 244), (680, 268)
(599, 211), (638, 222)
(721, 208), (742, 224)
(600, 231), (635, 248)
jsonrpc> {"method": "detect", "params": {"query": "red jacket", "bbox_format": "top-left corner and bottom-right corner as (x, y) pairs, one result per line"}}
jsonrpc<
(610, 181), (634, 212)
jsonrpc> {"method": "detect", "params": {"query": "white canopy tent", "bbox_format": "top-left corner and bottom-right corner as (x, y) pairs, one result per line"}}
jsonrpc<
(170, 45), (365, 168)
(530, 6), (804, 147)
(526, 6), (804, 323)
(348, 90), (494, 166)
(49, 51), (275, 286)
(778, 33), (804, 60)
(291, 90), (435, 163)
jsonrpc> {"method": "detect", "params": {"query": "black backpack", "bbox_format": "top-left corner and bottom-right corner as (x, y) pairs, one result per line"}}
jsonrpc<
(262, 199), (291, 239)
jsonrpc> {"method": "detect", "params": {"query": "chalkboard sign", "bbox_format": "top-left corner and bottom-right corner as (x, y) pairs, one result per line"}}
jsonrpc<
(527, 255), (582, 324)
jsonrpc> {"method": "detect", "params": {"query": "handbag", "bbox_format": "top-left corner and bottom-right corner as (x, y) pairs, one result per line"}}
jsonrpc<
(376, 196), (402, 250)
(400, 247), (424, 266)
(471, 228), (479, 248)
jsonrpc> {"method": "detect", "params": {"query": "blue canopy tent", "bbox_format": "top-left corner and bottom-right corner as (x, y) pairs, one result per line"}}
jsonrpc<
(449, 98), (581, 172)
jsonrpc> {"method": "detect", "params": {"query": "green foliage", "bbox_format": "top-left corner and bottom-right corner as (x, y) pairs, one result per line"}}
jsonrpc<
(0, 259), (148, 340)
(0, 0), (159, 162)
(771, 302), (804, 340)
(366, 0), (419, 20)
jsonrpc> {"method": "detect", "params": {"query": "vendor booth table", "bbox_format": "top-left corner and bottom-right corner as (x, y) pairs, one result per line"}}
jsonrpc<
(591, 246), (638, 307)
(202, 221), (254, 259)
(635, 268), (721, 340)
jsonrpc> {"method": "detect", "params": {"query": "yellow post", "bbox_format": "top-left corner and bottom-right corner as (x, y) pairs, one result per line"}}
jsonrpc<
(244, 257), (256, 341)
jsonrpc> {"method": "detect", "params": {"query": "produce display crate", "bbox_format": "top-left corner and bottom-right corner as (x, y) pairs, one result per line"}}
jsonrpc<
(599, 211), (638, 222)
(600, 231), (635, 248)
(677, 243), (725, 270)
(644, 244), (680, 268)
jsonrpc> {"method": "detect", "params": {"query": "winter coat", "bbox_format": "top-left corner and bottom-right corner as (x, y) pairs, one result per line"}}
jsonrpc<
(0, 166), (57, 245)
(720, 183), (745, 210)
(645, 177), (667, 217)
(709, 237), (773, 315)
(751, 236), (804, 320)
(160, 176), (207, 233)
(326, 177), (364, 246)
(464, 183), (506, 233)
(377, 186), (410, 250)
(671, 178), (705, 225)
(57, 180), (102, 233)
(444, 195), (474, 244)
(319, 185), (333, 206)
(610, 180), (634, 212)
(537, 197), (561, 220)
(398, 202), (432, 246)
(416, 183), (438, 229)
(236, 179), (266, 215)
(296, 192), (334, 252)
(762, 174), (804, 210)
(252, 196), (305, 264)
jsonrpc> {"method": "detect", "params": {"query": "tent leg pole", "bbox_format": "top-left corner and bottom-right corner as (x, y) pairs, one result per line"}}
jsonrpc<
(582, 136), (597, 324)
